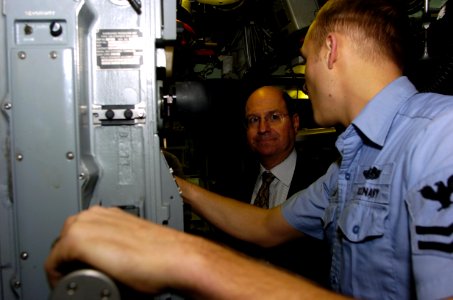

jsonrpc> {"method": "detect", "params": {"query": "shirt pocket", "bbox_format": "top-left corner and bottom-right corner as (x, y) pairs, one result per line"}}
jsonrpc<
(338, 163), (393, 242)
(338, 201), (388, 242)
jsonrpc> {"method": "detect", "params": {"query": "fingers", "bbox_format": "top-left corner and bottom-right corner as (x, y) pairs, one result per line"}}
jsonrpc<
(45, 206), (126, 287)
(45, 206), (181, 294)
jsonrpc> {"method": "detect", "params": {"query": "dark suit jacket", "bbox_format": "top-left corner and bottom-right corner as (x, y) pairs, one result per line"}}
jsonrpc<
(212, 149), (332, 288)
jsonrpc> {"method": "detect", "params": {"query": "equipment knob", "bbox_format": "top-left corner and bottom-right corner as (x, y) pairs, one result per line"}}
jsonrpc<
(124, 109), (134, 120)
(50, 21), (63, 37)
(105, 109), (115, 120)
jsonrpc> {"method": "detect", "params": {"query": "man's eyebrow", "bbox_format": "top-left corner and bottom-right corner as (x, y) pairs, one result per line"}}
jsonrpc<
(246, 109), (281, 117)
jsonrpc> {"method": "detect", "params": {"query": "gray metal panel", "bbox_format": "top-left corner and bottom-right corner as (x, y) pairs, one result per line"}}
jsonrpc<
(10, 46), (81, 299)
(159, 151), (184, 231)
(0, 4), (14, 300)
(91, 126), (146, 209)
(1, 0), (183, 299)
(162, 0), (177, 40)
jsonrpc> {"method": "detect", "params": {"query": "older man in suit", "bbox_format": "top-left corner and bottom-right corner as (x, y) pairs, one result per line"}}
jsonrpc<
(216, 85), (331, 287)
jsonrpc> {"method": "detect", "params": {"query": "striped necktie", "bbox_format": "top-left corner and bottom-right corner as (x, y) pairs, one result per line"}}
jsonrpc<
(253, 172), (275, 209)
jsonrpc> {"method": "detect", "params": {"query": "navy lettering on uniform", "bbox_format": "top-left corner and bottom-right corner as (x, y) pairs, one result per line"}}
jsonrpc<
(357, 187), (380, 198)
(363, 167), (382, 180)
(419, 174), (453, 211)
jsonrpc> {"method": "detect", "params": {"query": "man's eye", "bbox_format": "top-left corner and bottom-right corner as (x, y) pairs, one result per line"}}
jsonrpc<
(270, 113), (281, 121)
(248, 116), (259, 124)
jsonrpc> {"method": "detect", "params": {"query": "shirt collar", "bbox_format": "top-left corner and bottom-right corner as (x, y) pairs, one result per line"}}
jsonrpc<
(352, 76), (418, 147)
(259, 149), (297, 187)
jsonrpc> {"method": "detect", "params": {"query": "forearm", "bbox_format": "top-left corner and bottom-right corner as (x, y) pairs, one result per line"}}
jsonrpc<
(179, 235), (347, 300)
(175, 177), (293, 246)
(45, 207), (343, 300)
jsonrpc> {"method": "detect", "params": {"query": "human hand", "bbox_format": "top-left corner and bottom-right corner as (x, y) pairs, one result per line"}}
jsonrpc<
(45, 206), (191, 295)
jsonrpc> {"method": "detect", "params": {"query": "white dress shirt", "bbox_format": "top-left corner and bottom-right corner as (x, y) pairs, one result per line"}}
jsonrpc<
(251, 149), (297, 208)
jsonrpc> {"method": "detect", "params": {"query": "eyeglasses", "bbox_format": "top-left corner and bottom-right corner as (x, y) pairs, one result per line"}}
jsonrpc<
(246, 112), (289, 128)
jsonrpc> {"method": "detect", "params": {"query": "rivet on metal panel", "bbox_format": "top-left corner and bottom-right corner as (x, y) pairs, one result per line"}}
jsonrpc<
(16, 154), (23, 161)
(50, 51), (58, 59)
(3, 102), (12, 110)
(12, 280), (21, 289)
(66, 152), (75, 160)
(20, 252), (29, 260)
(18, 51), (26, 60)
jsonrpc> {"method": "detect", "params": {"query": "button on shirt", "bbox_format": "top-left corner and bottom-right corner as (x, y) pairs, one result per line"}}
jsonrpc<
(252, 149), (297, 208)
(282, 76), (453, 299)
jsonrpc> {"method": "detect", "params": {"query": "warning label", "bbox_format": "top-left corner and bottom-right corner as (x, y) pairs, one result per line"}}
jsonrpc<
(96, 29), (143, 69)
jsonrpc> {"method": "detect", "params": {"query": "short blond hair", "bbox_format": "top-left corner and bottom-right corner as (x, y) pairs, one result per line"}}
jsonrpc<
(307, 0), (408, 70)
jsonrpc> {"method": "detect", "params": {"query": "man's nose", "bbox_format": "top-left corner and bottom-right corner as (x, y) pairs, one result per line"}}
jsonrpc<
(258, 118), (271, 132)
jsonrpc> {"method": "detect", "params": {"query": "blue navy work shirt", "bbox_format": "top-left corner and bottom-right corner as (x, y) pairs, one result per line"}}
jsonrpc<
(282, 76), (453, 299)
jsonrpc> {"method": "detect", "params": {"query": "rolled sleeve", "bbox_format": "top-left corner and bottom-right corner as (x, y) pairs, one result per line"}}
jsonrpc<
(282, 163), (338, 240)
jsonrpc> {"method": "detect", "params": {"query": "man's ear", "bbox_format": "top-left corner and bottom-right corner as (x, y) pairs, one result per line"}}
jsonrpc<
(292, 113), (300, 132)
(326, 33), (338, 69)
